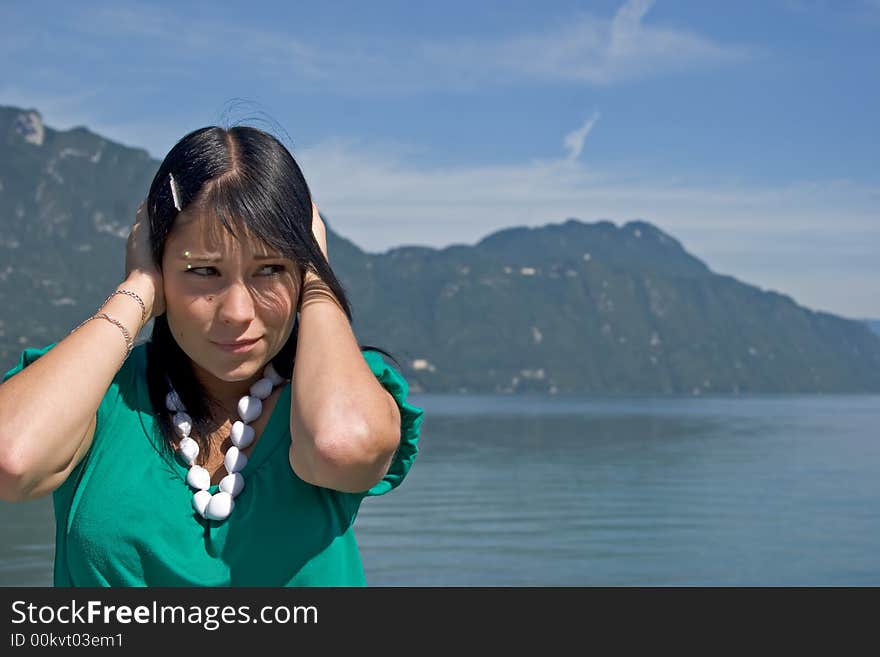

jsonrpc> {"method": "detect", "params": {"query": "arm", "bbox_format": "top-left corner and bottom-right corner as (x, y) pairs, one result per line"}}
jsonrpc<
(0, 201), (160, 502)
(0, 273), (156, 501)
(288, 203), (401, 493)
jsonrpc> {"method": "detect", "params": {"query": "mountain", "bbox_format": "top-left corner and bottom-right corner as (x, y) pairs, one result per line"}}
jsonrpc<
(2, 105), (880, 394)
(0, 106), (156, 357)
(863, 320), (880, 338)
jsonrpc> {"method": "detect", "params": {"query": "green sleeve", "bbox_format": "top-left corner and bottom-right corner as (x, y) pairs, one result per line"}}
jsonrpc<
(3, 343), (60, 382)
(359, 349), (425, 497)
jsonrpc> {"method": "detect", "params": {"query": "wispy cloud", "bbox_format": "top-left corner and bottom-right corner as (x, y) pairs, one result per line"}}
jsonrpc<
(67, 5), (329, 83)
(1, 89), (876, 316)
(563, 111), (601, 162)
(418, 0), (757, 88)
(0, 2), (870, 316)
(301, 140), (878, 249)
(9, 0), (757, 98)
(295, 132), (878, 317)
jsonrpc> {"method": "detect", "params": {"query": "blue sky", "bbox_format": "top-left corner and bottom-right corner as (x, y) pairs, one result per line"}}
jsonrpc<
(2, 0), (878, 318)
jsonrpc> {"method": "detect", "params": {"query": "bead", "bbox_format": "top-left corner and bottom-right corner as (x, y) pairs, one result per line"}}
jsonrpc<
(237, 395), (262, 423)
(166, 390), (183, 412)
(205, 491), (235, 521)
(167, 374), (271, 522)
(186, 465), (211, 490)
(178, 437), (199, 466)
(173, 412), (192, 438)
(192, 490), (212, 518)
(219, 472), (245, 497)
(224, 446), (248, 474)
(264, 362), (285, 386)
(229, 421), (255, 449)
(250, 377), (274, 400)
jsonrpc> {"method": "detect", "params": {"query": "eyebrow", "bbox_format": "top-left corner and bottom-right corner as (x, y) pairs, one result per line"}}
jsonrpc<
(179, 254), (283, 263)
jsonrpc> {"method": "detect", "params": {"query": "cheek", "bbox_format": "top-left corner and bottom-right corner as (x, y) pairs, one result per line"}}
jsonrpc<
(167, 274), (214, 305)
(165, 307), (192, 341)
(165, 292), (211, 338)
(162, 272), (187, 303)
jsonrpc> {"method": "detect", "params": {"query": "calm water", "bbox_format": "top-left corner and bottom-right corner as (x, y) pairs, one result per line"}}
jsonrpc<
(2, 394), (878, 586)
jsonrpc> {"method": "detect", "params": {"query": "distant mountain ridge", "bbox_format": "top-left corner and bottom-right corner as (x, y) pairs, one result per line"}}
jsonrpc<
(863, 320), (880, 337)
(2, 104), (880, 394)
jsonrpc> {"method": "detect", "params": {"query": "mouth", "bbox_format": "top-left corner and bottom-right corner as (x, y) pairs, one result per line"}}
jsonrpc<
(214, 338), (260, 347)
(212, 337), (261, 352)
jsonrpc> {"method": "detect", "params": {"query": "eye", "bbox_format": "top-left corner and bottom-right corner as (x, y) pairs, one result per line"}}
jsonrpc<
(259, 264), (286, 276)
(185, 265), (285, 277)
(187, 266), (217, 276)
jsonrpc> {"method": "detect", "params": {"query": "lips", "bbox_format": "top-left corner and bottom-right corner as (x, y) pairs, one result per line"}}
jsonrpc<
(212, 337), (261, 354)
(214, 338), (260, 346)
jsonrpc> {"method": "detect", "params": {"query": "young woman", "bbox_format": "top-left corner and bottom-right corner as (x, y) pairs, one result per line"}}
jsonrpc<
(0, 125), (424, 586)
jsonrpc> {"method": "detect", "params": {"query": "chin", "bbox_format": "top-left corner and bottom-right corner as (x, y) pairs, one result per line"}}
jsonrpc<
(227, 363), (262, 378)
(207, 358), (260, 380)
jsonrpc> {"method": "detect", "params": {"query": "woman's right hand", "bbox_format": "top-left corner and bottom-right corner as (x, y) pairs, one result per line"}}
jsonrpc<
(125, 200), (166, 319)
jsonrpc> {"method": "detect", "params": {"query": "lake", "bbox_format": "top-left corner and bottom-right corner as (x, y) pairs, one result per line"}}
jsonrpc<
(2, 393), (878, 586)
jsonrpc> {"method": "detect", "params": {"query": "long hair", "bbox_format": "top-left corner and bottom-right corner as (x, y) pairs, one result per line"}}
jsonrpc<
(143, 125), (398, 462)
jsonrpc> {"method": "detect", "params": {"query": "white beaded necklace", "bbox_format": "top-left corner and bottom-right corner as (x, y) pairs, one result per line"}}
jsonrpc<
(165, 362), (288, 522)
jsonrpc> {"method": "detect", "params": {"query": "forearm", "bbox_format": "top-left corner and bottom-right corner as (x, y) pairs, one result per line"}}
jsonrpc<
(288, 274), (400, 492)
(0, 273), (155, 498)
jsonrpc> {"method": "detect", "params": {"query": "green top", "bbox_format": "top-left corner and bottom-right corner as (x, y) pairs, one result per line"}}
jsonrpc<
(2, 342), (424, 587)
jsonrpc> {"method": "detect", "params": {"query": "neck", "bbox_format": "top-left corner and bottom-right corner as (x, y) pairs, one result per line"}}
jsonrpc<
(191, 365), (264, 415)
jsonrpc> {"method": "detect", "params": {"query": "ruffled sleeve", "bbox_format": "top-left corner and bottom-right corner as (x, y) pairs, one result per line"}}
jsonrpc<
(359, 349), (424, 497)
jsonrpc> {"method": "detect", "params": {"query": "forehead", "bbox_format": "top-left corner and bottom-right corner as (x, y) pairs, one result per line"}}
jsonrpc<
(166, 210), (274, 257)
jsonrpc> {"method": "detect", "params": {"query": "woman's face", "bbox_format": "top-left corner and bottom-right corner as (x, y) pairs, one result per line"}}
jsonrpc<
(161, 209), (301, 399)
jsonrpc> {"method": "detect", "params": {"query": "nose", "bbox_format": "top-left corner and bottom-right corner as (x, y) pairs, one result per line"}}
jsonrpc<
(217, 280), (256, 325)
